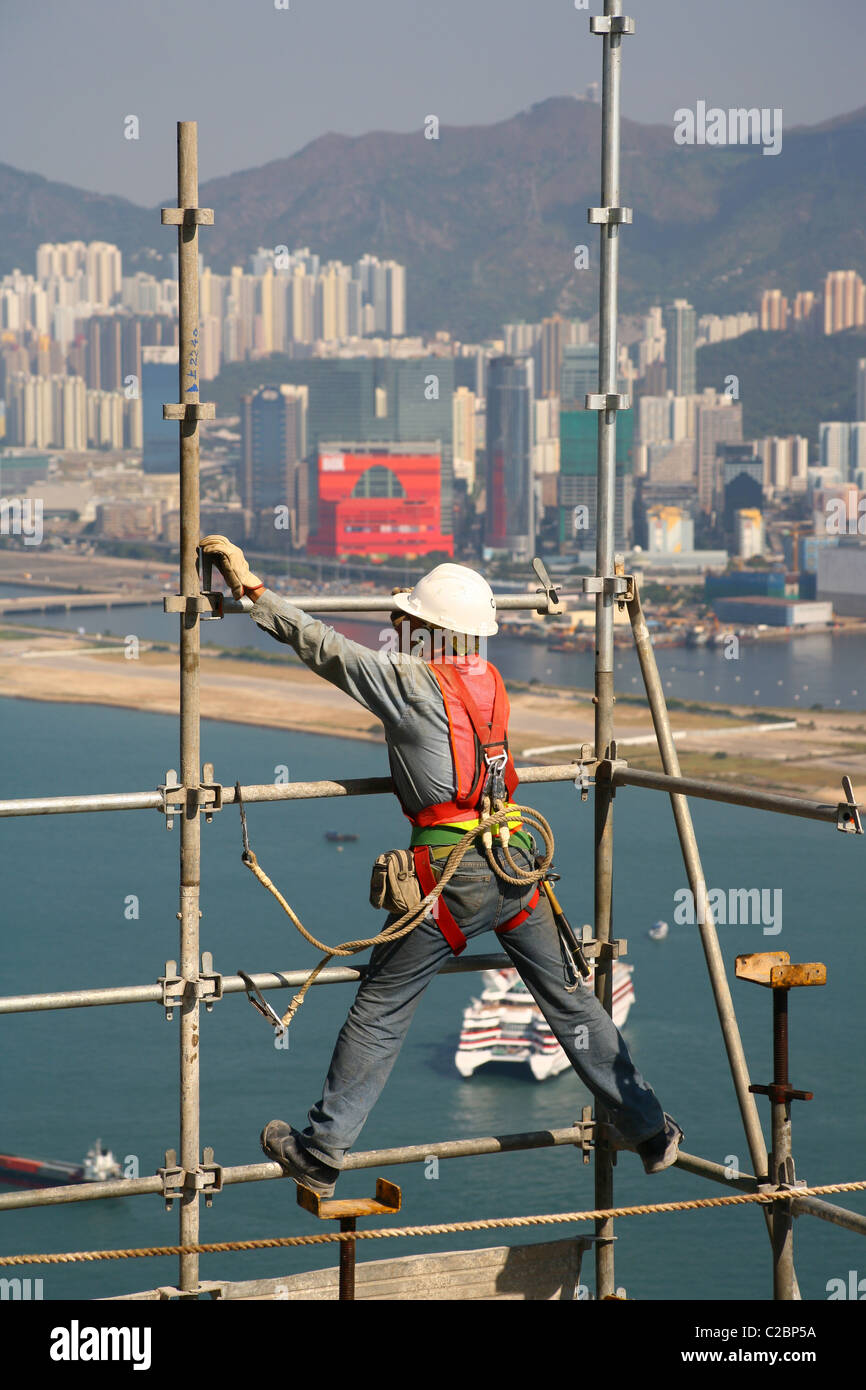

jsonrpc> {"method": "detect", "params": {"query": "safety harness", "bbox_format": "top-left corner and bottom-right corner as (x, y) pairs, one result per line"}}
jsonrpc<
(408, 659), (539, 954)
(412, 660), (518, 828)
(236, 657), (554, 1033)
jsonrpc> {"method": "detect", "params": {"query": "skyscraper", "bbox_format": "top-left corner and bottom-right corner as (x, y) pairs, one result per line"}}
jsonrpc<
(354, 256), (406, 336)
(539, 315), (567, 397)
(484, 356), (535, 559)
(662, 299), (697, 396)
(241, 385), (309, 543)
(560, 343), (599, 406)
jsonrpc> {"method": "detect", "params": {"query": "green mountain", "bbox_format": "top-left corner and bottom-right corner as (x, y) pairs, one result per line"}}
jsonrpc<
(2, 98), (866, 339)
(696, 328), (866, 446)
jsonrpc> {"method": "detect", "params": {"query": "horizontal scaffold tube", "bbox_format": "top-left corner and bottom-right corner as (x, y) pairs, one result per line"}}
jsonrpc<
(613, 766), (859, 825)
(0, 763), (859, 826)
(218, 592), (571, 615)
(0, 953), (513, 1016)
(0, 764), (580, 819)
(0, 1123), (588, 1210)
(0, 791), (163, 818)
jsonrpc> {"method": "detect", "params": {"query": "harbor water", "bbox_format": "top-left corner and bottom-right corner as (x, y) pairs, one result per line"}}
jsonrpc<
(2, 583), (866, 712)
(1, 688), (864, 1301)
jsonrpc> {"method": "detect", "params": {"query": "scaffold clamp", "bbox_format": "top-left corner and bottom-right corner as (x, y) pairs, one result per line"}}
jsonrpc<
(160, 206), (215, 226)
(158, 960), (186, 1020)
(158, 769), (185, 830)
(196, 1147), (223, 1208)
(199, 763), (223, 822)
(162, 402), (216, 421)
(578, 1105), (595, 1165)
(589, 15), (635, 36)
(163, 593), (222, 616)
(584, 392), (631, 412)
(197, 951), (223, 1012)
(836, 776), (863, 834)
(582, 573), (635, 600)
(573, 744), (596, 801)
(157, 1148), (222, 1210)
(578, 928), (627, 962)
(157, 1150), (185, 1211)
(587, 206), (633, 225)
(596, 751), (629, 798)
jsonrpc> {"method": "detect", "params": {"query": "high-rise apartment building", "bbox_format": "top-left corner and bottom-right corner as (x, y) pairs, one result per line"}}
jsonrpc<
(760, 289), (789, 331)
(792, 291), (817, 327)
(452, 386), (477, 487)
(757, 435), (810, 493)
(696, 393), (743, 511)
(824, 271), (866, 334)
(637, 306), (666, 373)
(503, 323), (541, 356)
(662, 299), (696, 395)
(354, 256), (406, 337)
(819, 421), (866, 480)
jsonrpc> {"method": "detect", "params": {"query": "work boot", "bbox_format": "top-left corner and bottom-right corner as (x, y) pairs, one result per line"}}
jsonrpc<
(260, 1120), (340, 1196)
(636, 1113), (684, 1175)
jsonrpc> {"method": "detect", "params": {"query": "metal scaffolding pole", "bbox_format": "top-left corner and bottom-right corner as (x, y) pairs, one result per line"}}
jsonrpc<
(589, 0), (634, 1300)
(0, 763), (859, 823)
(162, 121), (212, 1296)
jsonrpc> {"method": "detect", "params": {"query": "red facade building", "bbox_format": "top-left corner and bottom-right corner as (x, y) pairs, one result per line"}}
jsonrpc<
(307, 446), (453, 560)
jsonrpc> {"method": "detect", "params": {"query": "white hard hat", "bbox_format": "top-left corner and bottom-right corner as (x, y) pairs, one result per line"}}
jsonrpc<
(392, 563), (498, 637)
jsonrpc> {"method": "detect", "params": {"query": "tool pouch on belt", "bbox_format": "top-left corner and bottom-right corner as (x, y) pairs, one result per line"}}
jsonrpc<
(369, 849), (423, 915)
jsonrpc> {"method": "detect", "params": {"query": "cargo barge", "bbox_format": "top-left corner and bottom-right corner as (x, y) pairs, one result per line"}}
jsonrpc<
(0, 1140), (122, 1188)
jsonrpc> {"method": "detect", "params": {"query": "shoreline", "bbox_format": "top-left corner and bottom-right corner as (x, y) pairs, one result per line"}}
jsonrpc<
(2, 631), (865, 802)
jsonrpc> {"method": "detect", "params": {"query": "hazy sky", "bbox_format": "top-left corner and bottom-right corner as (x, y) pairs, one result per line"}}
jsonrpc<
(2, 0), (864, 205)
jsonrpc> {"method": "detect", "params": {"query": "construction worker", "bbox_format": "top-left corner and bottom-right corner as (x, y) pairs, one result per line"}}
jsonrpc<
(200, 536), (683, 1195)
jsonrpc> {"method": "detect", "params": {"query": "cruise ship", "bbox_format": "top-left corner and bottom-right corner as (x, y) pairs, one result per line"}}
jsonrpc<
(455, 965), (636, 1080)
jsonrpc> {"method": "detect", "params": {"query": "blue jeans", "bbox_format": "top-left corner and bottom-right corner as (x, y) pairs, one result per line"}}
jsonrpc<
(298, 841), (665, 1167)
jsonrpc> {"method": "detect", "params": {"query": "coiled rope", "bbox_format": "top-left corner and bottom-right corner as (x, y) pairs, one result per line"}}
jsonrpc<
(2, 1178), (864, 1266)
(236, 783), (555, 1027)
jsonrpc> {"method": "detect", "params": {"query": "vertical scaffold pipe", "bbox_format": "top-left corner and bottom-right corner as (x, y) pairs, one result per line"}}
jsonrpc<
(627, 581), (801, 1299)
(771, 990), (795, 1300)
(590, 0), (632, 1302)
(176, 121), (203, 1295)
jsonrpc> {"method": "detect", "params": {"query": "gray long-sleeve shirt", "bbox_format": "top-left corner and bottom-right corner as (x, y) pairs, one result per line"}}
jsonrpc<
(250, 588), (503, 818)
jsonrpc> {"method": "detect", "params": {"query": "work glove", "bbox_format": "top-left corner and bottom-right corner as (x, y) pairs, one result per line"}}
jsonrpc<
(199, 534), (264, 600)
